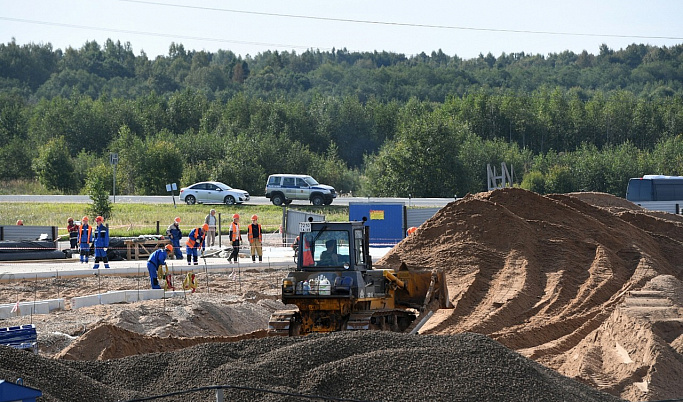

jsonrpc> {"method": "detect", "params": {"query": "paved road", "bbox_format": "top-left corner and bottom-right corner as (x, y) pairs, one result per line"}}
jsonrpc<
(0, 245), (393, 279)
(0, 195), (455, 208)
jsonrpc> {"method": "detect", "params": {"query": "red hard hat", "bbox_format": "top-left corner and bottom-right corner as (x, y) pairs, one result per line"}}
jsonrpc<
(82, 216), (89, 222)
(233, 213), (240, 219)
(174, 217), (181, 223)
(165, 244), (173, 253)
(202, 223), (209, 231)
(251, 214), (258, 220)
(95, 216), (104, 222)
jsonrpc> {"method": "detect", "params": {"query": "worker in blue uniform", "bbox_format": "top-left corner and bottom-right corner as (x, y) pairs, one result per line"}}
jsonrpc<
(148, 244), (173, 289)
(166, 216), (183, 259)
(92, 216), (110, 269)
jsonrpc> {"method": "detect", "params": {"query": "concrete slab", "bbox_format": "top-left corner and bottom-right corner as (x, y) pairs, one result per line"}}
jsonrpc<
(0, 305), (14, 319)
(71, 294), (101, 309)
(45, 298), (65, 311)
(100, 291), (127, 304)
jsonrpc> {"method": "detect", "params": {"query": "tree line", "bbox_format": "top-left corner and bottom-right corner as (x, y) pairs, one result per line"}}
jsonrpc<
(1, 39), (683, 198)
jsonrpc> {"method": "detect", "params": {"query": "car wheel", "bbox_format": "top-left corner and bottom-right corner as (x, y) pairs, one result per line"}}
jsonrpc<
(224, 195), (236, 205)
(272, 193), (285, 206)
(185, 195), (196, 205)
(311, 195), (324, 206)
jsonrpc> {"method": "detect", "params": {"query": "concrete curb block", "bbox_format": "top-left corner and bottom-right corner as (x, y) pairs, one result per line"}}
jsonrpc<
(0, 301), (53, 318)
(70, 289), (190, 309)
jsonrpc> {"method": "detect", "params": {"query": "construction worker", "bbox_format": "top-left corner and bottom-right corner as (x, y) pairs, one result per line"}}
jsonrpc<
(16, 219), (23, 225)
(166, 217), (183, 259)
(248, 214), (263, 262)
(67, 217), (79, 250)
(186, 223), (208, 265)
(78, 216), (92, 264)
(147, 244), (173, 289)
(291, 235), (300, 253)
(406, 226), (418, 236)
(92, 216), (110, 269)
(227, 214), (242, 263)
(302, 233), (314, 267)
(204, 209), (217, 247)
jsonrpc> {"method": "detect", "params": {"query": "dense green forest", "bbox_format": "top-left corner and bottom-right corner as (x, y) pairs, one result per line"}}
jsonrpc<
(1, 38), (683, 198)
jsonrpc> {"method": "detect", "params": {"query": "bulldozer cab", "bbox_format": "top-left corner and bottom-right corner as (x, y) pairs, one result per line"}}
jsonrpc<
(297, 221), (370, 272)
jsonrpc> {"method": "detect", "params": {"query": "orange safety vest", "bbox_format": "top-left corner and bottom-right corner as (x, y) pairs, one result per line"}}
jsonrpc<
(78, 225), (92, 244)
(248, 223), (262, 243)
(230, 222), (240, 242)
(186, 228), (204, 248)
(302, 236), (314, 266)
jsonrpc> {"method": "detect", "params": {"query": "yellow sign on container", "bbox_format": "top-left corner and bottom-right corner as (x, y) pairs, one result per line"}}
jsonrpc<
(369, 210), (385, 220)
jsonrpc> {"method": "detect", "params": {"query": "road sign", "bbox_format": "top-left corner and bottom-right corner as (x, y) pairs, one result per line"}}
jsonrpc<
(166, 183), (178, 208)
(109, 153), (119, 166)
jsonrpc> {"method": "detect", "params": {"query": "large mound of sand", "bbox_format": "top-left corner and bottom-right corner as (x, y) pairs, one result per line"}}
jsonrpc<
(377, 188), (683, 401)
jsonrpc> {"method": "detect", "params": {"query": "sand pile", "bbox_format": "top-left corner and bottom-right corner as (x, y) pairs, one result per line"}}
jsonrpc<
(0, 331), (622, 402)
(377, 188), (683, 401)
(56, 324), (271, 360)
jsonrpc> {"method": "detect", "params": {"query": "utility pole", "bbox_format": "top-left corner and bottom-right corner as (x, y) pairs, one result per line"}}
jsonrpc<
(109, 153), (118, 203)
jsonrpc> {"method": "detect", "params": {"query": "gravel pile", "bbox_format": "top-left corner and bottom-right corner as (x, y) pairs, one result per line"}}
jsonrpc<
(1, 331), (623, 402)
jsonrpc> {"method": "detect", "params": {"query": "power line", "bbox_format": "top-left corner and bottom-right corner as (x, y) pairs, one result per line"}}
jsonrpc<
(122, 383), (375, 402)
(122, 0), (683, 41)
(0, 17), (326, 52)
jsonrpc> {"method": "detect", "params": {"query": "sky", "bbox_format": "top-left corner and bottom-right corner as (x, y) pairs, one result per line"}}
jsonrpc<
(1, 0), (682, 60)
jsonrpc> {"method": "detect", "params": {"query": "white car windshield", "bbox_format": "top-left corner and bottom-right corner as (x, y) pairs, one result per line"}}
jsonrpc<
(304, 177), (319, 186)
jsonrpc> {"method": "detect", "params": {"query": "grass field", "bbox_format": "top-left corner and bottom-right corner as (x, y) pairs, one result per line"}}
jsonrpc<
(1, 203), (349, 238)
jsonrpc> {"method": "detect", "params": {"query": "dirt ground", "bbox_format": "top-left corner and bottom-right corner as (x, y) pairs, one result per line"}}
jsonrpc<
(0, 268), (288, 358)
(2, 188), (682, 402)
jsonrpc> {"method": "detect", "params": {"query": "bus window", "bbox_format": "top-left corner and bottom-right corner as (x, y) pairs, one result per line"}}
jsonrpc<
(656, 184), (676, 201)
(626, 179), (652, 201)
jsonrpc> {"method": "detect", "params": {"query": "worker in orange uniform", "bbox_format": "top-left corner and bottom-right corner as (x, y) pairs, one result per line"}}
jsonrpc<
(78, 216), (92, 264)
(301, 234), (314, 267)
(406, 226), (418, 237)
(185, 223), (208, 265)
(227, 214), (242, 263)
(248, 214), (263, 262)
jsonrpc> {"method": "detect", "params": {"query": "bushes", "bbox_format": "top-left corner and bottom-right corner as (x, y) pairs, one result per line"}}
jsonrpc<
(86, 163), (112, 219)
(34, 136), (78, 193)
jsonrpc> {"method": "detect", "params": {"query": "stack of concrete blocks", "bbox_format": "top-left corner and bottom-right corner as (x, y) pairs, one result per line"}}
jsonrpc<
(0, 299), (65, 319)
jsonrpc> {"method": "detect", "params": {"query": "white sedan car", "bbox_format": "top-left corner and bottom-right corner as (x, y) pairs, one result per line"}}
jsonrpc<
(179, 181), (250, 205)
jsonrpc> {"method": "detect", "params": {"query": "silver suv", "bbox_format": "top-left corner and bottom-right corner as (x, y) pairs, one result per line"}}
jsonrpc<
(265, 174), (336, 206)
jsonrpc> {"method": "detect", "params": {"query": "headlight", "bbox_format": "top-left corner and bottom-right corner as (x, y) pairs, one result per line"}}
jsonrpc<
(283, 278), (294, 294)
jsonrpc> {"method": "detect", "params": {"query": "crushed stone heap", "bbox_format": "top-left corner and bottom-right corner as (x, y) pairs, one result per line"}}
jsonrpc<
(377, 188), (683, 402)
(0, 331), (622, 402)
